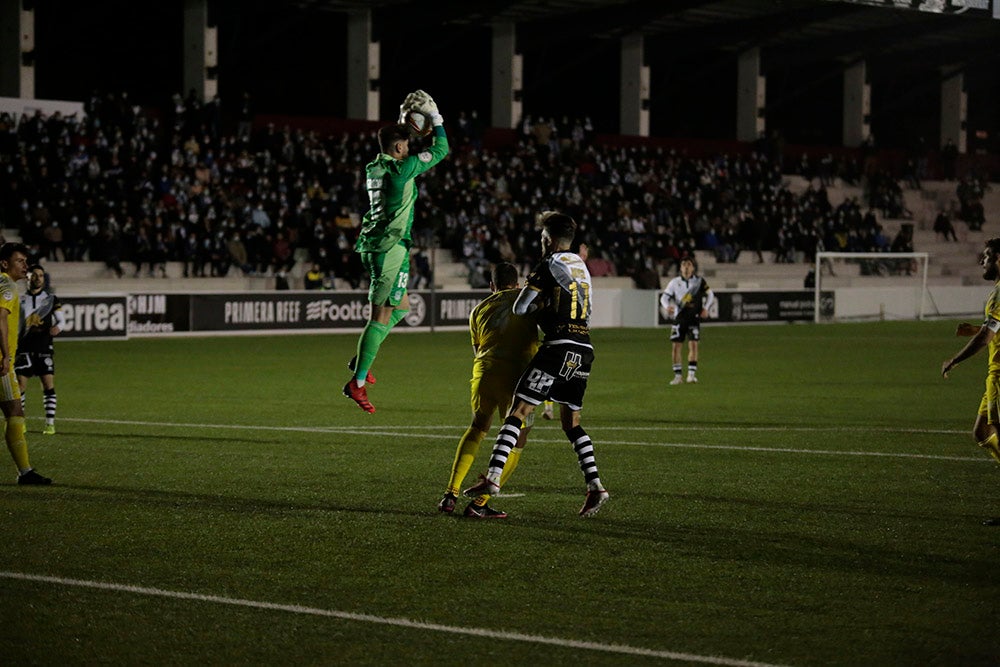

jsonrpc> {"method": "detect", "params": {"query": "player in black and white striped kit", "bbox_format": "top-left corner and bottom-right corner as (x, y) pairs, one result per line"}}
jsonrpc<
(660, 257), (715, 385)
(16, 265), (64, 435)
(462, 211), (610, 517)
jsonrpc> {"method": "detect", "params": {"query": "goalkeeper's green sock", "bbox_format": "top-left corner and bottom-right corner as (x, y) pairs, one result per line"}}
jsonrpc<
(354, 321), (390, 386)
(388, 309), (408, 329)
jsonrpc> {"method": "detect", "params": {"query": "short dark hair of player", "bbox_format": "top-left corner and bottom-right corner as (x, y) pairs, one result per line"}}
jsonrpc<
(378, 124), (411, 153)
(0, 242), (29, 263)
(986, 238), (1000, 256)
(537, 211), (577, 245)
(28, 263), (44, 274)
(491, 262), (519, 290)
(681, 256), (698, 272)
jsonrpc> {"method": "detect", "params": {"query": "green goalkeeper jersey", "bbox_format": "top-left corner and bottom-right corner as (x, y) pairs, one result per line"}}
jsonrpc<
(356, 126), (449, 253)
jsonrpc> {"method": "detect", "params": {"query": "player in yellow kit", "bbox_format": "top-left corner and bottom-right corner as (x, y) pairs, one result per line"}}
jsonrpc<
(0, 243), (51, 485)
(942, 237), (1000, 525)
(439, 262), (539, 518)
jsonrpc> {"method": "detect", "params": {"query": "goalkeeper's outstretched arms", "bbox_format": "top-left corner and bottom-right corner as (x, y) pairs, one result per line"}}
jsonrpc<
(416, 89), (448, 155)
(398, 89), (449, 176)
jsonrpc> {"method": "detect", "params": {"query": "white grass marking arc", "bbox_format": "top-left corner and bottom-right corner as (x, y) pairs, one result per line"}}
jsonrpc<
(0, 571), (788, 667)
(62, 417), (982, 463)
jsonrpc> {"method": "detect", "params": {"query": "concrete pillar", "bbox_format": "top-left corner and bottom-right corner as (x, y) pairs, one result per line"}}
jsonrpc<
(940, 72), (966, 153)
(182, 0), (217, 103)
(0, 0), (35, 99)
(346, 10), (379, 121)
(842, 60), (870, 148)
(620, 33), (649, 137)
(491, 22), (521, 130)
(736, 47), (764, 142)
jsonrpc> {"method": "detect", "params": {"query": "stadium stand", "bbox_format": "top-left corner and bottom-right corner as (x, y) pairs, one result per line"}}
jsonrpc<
(1, 95), (995, 295)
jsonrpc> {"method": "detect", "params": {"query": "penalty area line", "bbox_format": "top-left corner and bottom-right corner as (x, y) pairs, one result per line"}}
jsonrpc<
(0, 571), (788, 667)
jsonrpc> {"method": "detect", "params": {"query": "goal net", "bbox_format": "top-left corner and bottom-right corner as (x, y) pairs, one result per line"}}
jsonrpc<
(813, 251), (930, 323)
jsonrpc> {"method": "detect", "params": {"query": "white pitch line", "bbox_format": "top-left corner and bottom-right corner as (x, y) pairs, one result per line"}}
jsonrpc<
(59, 417), (966, 436)
(313, 424), (969, 436)
(0, 571), (788, 667)
(59, 417), (982, 463)
(616, 440), (982, 462)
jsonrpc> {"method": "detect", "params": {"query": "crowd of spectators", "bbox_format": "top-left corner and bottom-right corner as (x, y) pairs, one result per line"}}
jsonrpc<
(0, 91), (992, 290)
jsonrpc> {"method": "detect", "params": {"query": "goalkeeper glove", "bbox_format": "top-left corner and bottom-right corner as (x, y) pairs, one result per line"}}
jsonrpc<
(413, 89), (443, 126)
(398, 91), (422, 123)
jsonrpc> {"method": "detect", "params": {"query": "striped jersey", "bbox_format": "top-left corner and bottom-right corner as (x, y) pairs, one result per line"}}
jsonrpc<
(525, 251), (592, 346)
(20, 288), (64, 354)
(660, 274), (715, 316)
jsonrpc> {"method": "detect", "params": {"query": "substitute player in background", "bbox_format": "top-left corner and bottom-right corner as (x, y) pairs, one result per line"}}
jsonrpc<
(344, 90), (449, 413)
(660, 257), (715, 385)
(941, 237), (1000, 526)
(464, 211), (610, 517)
(0, 244), (51, 484)
(17, 264), (64, 435)
(439, 262), (539, 519)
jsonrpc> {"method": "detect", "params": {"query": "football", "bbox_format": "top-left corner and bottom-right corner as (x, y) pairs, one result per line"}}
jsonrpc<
(403, 109), (433, 137)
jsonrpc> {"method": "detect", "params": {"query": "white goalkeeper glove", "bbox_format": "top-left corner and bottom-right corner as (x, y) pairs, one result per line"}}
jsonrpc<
(397, 91), (424, 123)
(413, 89), (443, 126)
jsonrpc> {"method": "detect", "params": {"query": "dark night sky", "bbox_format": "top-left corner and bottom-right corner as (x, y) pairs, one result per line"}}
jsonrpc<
(27, 1), (1000, 150)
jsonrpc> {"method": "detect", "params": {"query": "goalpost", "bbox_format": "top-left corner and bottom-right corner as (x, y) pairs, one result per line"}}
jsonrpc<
(814, 251), (930, 323)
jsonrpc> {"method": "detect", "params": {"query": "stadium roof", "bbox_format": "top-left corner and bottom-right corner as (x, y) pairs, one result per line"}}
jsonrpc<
(294, 0), (1000, 74)
(31, 1), (1000, 148)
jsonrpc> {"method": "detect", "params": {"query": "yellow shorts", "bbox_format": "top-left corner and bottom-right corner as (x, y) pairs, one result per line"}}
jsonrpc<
(0, 366), (22, 402)
(471, 369), (534, 428)
(977, 374), (1000, 424)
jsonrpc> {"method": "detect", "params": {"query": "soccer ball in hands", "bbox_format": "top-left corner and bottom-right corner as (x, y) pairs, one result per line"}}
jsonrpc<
(403, 109), (433, 137)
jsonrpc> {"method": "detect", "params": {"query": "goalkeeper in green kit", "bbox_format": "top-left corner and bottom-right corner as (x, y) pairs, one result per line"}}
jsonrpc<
(344, 90), (449, 413)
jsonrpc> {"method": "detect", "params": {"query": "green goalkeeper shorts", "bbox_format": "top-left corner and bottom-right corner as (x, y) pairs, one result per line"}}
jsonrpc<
(361, 242), (410, 307)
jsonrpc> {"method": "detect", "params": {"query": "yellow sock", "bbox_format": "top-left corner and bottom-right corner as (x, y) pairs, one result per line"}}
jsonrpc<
(499, 446), (522, 488)
(5, 416), (30, 472)
(977, 433), (1000, 464)
(446, 427), (485, 495)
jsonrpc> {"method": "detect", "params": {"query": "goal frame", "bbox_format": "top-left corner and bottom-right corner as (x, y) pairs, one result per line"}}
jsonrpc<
(814, 251), (930, 323)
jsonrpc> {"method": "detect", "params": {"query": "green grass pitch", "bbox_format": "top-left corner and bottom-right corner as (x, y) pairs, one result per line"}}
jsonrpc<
(1, 321), (998, 665)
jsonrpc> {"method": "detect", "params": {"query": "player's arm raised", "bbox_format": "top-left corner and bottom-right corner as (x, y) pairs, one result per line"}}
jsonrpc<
(398, 91), (449, 179)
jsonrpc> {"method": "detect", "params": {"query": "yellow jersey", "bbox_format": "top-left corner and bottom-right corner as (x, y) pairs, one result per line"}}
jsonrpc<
(985, 283), (1000, 374)
(0, 273), (19, 359)
(470, 288), (539, 381)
